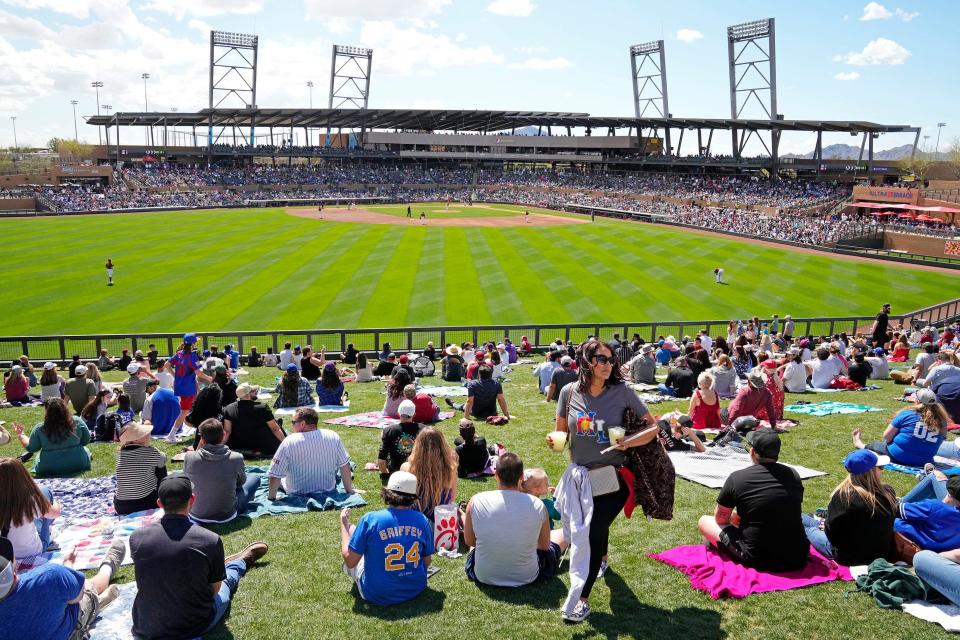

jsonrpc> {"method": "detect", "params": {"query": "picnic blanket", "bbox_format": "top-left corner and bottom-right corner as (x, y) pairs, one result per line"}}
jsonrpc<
(785, 401), (881, 416)
(0, 399), (42, 408)
(323, 410), (454, 429)
(39, 475), (117, 522)
(89, 582), (137, 640)
(152, 425), (195, 442)
(629, 383), (661, 393)
(648, 544), (851, 599)
(667, 449), (827, 489)
(274, 400), (350, 417)
(902, 601), (960, 632)
(417, 385), (468, 397)
(636, 393), (671, 404)
(884, 457), (960, 477)
(48, 509), (164, 571)
(240, 466), (367, 518)
(812, 384), (881, 393)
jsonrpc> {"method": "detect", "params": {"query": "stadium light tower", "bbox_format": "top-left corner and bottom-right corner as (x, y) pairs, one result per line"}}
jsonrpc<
(208, 30), (259, 150)
(70, 99), (79, 141)
(101, 106), (112, 147)
(629, 40), (670, 155)
(727, 18), (779, 164)
(141, 73), (150, 110)
(91, 81), (104, 145)
(10, 116), (17, 150)
(936, 122), (947, 156)
(329, 45), (372, 109)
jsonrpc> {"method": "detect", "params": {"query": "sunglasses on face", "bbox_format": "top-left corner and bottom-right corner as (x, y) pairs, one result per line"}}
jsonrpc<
(590, 354), (614, 365)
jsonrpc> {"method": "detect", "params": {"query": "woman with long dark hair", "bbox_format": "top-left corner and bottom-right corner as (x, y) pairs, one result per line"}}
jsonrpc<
(11, 398), (91, 476)
(0, 457), (61, 558)
(274, 364), (313, 409)
(316, 362), (345, 405)
(189, 383), (224, 449)
(299, 346), (326, 382)
(383, 368), (412, 417)
(39, 362), (65, 402)
(212, 366), (237, 409)
(549, 339), (656, 624)
(355, 352), (374, 383)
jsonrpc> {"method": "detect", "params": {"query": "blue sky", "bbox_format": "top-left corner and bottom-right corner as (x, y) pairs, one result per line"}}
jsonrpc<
(0, 0), (955, 155)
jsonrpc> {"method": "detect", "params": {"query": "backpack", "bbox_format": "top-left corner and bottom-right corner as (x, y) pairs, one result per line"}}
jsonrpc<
(93, 413), (125, 442)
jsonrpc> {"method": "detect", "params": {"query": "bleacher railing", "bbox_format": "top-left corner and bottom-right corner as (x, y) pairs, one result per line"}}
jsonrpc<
(3, 303), (959, 365)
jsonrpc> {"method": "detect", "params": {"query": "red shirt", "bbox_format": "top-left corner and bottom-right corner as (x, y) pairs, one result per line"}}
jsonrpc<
(727, 386), (777, 425)
(412, 393), (438, 423)
(4, 376), (29, 401)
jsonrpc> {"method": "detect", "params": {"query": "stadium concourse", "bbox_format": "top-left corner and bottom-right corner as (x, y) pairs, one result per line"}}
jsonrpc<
(2, 166), (956, 246)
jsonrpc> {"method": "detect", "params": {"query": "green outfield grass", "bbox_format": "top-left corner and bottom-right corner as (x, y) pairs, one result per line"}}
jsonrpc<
(0, 362), (951, 639)
(0, 203), (954, 336)
(365, 202), (524, 218)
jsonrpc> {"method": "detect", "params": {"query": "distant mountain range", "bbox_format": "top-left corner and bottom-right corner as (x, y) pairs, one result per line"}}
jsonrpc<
(783, 144), (918, 161)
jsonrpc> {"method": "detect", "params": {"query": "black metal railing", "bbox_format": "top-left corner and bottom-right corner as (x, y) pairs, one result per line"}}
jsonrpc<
(4, 301), (959, 365)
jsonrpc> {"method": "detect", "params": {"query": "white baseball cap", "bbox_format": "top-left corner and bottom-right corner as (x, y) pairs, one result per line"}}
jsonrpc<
(43, 362), (56, 371)
(126, 363), (141, 375)
(398, 399), (417, 418)
(74, 365), (88, 376)
(386, 470), (418, 496)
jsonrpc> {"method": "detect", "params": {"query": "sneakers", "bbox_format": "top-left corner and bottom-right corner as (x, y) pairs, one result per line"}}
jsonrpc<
(99, 539), (126, 576)
(97, 584), (120, 610)
(562, 600), (591, 624)
(226, 541), (269, 566)
(596, 558), (609, 578)
(444, 397), (456, 408)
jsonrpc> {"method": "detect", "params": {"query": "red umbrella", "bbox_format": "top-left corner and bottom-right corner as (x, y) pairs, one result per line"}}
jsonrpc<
(897, 212), (917, 220)
(915, 214), (939, 222)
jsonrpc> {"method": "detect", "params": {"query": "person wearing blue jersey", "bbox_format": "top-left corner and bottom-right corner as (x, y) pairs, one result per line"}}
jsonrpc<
(167, 333), (202, 441)
(340, 471), (435, 606)
(853, 389), (950, 468)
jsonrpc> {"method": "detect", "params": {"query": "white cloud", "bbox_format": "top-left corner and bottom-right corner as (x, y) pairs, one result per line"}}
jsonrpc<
(860, 2), (919, 21)
(508, 56), (572, 70)
(486, 0), (535, 17)
(327, 17), (352, 35)
(141, 0), (264, 20)
(455, 32), (467, 42)
(0, 9), (55, 39)
(860, 1), (892, 20)
(304, 0), (451, 20)
(833, 71), (861, 80)
(515, 45), (547, 54)
(0, 0), (101, 19)
(833, 37), (911, 65)
(187, 19), (212, 34)
(359, 20), (503, 75)
(676, 28), (703, 43)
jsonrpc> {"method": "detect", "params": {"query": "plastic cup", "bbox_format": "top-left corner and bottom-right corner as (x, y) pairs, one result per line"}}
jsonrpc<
(547, 430), (567, 452)
(608, 427), (626, 443)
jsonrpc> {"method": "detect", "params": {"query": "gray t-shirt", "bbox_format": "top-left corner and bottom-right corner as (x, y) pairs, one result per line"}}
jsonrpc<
(915, 352), (936, 379)
(629, 355), (657, 384)
(183, 444), (246, 523)
(123, 376), (150, 413)
(470, 490), (546, 587)
(556, 382), (649, 467)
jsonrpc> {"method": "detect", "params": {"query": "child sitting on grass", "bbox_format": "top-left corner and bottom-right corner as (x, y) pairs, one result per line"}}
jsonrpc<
(521, 468), (561, 529)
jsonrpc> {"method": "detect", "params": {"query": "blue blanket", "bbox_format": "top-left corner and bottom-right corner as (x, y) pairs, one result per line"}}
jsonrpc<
(240, 466), (366, 518)
(38, 475), (116, 522)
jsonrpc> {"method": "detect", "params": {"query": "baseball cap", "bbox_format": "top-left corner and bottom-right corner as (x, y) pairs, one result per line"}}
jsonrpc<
(236, 382), (259, 397)
(126, 363), (141, 374)
(74, 365), (88, 376)
(787, 347), (801, 356)
(386, 470), (418, 496)
(43, 361), (56, 371)
(843, 449), (889, 475)
(399, 355), (409, 364)
(676, 414), (694, 428)
(157, 474), (193, 507)
(745, 428), (781, 459)
(398, 399), (416, 418)
(183, 332), (198, 344)
(324, 361), (336, 371)
(475, 350), (485, 358)
(916, 389), (939, 406)
(760, 360), (778, 370)
(731, 415), (759, 433)
(10, 365), (21, 374)
(560, 355), (573, 366)
(874, 347), (886, 355)
(285, 363), (299, 372)
(883, 303), (891, 309)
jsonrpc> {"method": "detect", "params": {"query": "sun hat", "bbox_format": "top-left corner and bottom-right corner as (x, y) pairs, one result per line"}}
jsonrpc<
(386, 470), (418, 496)
(74, 365), (88, 376)
(446, 345), (461, 356)
(119, 421), (152, 444)
(747, 372), (766, 389)
(745, 428), (781, 459)
(236, 382), (259, 398)
(641, 344), (656, 355)
(43, 361), (56, 370)
(398, 399), (417, 418)
(183, 333), (198, 345)
(202, 357), (224, 375)
(843, 449), (889, 475)
(916, 388), (939, 406)
(126, 363), (141, 375)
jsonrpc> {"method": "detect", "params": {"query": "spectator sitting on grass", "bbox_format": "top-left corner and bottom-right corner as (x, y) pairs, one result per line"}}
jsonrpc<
(454, 419), (491, 478)
(628, 344), (657, 385)
(378, 400), (422, 476)
(339, 471), (434, 606)
(659, 356), (696, 399)
(316, 362), (345, 406)
(520, 467), (561, 530)
(374, 353), (398, 377)
(894, 472), (960, 552)
(274, 364), (314, 410)
(122, 362), (157, 414)
(248, 346), (262, 367)
(267, 407), (358, 499)
(403, 383), (440, 422)
(11, 398), (91, 477)
(400, 427), (458, 522)
(39, 362), (65, 403)
(807, 347), (843, 389)
(723, 372), (777, 426)
(846, 352), (873, 387)
(545, 355), (578, 402)
(222, 382), (286, 457)
(114, 422), (167, 515)
(184, 418), (263, 523)
(446, 364), (510, 421)
(853, 388), (950, 468)
(533, 350), (562, 394)
(97, 349), (116, 372)
(441, 345), (465, 382)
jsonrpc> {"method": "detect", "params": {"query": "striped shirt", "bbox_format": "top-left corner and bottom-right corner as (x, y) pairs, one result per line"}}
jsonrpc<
(115, 444), (167, 501)
(268, 429), (349, 495)
(616, 344), (634, 365)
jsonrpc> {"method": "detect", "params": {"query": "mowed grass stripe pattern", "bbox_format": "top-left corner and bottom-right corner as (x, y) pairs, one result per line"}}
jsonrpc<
(2, 205), (956, 335)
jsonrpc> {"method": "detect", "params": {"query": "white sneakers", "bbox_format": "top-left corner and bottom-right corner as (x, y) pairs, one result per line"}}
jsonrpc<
(562, 600), (591, 624)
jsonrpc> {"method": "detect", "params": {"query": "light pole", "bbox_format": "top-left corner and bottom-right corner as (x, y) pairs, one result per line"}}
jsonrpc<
(141, 72), (150, 146)
(101, 105), (112, 146)
(307, 81), (314, 147)
(91, 81), (103, 145)
(70, 99), (79, 141)
(10, 116), (17, 151)
(936, 122), (947, 157)
(923, 135), (930, 152)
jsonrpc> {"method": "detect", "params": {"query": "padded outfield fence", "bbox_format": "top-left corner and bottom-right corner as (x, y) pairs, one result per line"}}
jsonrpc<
(2, 298), (958, 365)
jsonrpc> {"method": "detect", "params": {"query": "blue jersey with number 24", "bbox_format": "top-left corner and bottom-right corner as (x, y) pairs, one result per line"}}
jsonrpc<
(349, 507), (435, 606)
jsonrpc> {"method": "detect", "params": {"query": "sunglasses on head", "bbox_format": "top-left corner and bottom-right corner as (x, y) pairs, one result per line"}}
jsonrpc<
(590, 354), (614, 365)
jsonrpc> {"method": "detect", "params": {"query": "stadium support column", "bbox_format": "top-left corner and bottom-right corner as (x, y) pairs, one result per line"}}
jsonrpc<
(630, 40), (670, 154)
(329, 45), (373, 109)
(726, 19), (778, 167)
(208, 30), (259, 158)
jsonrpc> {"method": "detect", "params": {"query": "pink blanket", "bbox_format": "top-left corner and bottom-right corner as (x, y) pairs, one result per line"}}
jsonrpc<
(648, 544), (851, 599)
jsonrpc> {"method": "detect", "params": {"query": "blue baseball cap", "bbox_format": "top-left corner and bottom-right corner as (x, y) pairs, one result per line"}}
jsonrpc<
(183, 332), (198, 344)
(285, 363), (299, 372)
(874, 347), (885, 355)
(843, 449), (889, 475)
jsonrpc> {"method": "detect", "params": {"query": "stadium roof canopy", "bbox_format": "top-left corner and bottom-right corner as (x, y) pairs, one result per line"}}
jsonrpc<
(85, 108), (918, 134)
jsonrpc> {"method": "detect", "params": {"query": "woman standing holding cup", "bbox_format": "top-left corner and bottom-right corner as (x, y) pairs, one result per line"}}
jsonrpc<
(549, 339), (656, 624)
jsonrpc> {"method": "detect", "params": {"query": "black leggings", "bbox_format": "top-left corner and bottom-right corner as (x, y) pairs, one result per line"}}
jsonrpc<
(581, 477), (629, 599)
